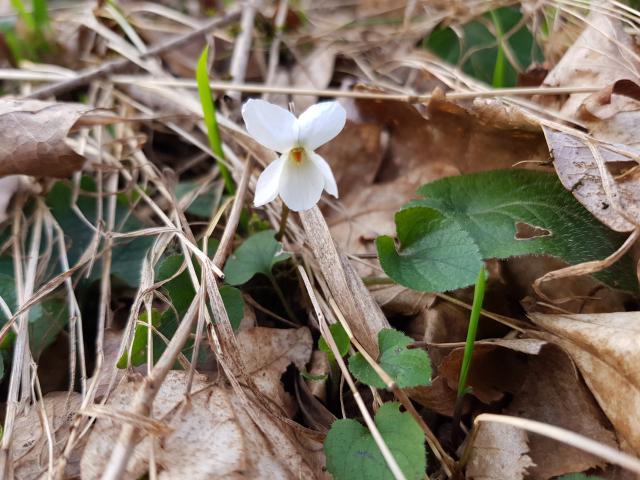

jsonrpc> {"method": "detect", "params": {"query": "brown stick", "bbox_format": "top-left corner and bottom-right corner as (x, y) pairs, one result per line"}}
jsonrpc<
(25, 8), (241, 100)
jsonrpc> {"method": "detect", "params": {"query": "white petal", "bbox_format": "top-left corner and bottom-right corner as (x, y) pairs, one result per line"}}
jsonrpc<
(278, 156), (325, 212)
(309, 152), (338, 198)
(254, 155), (285, 207)
(242, 99), (298, 152)
(297, 101), (346, 150)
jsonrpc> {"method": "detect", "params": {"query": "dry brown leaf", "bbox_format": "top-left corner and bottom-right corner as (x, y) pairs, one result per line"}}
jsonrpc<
(543, 126), (640, 233)
(465, 421), (535, 480)
(236, 326), (312, 416)
(506, 345), (618, 479)
(80, 327), (316, 478)
(81, 369), (324, 479)
(13, 392), (84, 480)
(439, 340), (545, 405)
(370, 283), (435, 317)
(540, 14), (640, 118)
(0, 99), (111, 178)
(528, 312), (640, 456)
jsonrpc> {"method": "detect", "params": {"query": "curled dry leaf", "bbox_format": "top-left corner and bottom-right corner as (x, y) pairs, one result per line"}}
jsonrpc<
(82, 327), (317, 479)
(543, 126), (640, 232)
(465, 421), (535, 480)
(506, 345), (618, 479)
(13, 392), (84, 480)
(0, 99), (114, 178)
(529, 312), (640, 456)
(540, 14), (640, 120)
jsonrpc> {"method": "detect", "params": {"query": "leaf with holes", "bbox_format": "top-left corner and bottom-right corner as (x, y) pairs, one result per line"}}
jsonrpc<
(349, 328), (431, 389)
(377, 169), (637, 293)
(324, 402), (426, 480)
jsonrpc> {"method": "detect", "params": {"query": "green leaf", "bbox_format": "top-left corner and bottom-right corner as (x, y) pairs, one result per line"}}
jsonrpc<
(175, 181), (221, 218)
(349, 328), (431, 389)
(46, 178), (154, 287)
(319, 323), (350, 361)
(158, 253), (244, 330)
(378, 169), (637, 293)
(423, 7), (543, 87)
(117, 310), (161, 369)
(223, 230), (291, 286)
(324, 402), (426, 480)
(0, 265), (67, 360)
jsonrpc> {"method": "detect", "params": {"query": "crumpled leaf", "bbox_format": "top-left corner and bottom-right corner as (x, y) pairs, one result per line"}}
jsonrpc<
(223, 230), (291, 285)
(543, 127), (640, 233)
(377, 169), (637, 293)
(466, 421), (535, 479)
(0, 99), (114, 178)
(349, 328), (431, 389)
(324, 402), (426, 480)
(528, 312), (640, 456)
(506, 346), (618, 479)
(540, 14), (640, 124)
(83, 327), (316, 479)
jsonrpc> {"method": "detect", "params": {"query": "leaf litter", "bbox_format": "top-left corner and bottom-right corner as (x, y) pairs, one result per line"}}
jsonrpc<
(1, 2), (640, 480)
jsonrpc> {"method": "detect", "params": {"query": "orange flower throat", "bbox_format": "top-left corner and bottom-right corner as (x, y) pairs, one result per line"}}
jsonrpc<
(290, 147), (303, 164)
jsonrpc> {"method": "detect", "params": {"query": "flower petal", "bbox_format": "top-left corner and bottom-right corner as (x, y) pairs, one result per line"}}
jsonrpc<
(254, 155), (285, 207)
(242, 99), (298, 152)
(278, 157), (325, 211)
(297, 101), (346, 151)
(309, 152), (338, 197)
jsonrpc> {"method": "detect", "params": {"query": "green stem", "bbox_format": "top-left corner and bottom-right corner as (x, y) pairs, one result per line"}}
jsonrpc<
(457, 265), (486, 397)
(267, 273), (298, 323)
(276, 204), (290, 241)
(452, 265), (486, 446)
(490, 10), (506, 88)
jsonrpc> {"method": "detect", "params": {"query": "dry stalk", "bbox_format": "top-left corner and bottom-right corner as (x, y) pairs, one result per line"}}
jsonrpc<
(300, 206), (389, 356)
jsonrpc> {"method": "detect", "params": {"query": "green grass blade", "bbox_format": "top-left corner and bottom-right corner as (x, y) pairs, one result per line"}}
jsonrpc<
(196, 45), (235, 194)
(457, 265), (486, 397)
(32, 0), (49, 30)
(489, 10), (506, 88)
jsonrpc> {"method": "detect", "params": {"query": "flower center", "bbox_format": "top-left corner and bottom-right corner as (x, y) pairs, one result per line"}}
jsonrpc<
(290, 147), (304, 165)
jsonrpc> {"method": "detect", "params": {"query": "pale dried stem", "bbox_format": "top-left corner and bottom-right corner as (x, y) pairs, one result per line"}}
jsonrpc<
(229, 0), (260, 101)
(1, 200), (43, 478)
(213, 157), (252, 269)
(298, 266), (407, 480)
(100, 285), (205, 480)
(264, 0), (289, 98)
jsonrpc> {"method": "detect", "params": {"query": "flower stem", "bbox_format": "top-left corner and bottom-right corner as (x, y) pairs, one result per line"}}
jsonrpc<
(267, 273), (298, 323)
(276, 204), (290, 241)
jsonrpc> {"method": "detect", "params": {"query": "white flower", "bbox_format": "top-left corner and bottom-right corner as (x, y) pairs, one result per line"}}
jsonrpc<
(242, 99), (346, 212)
